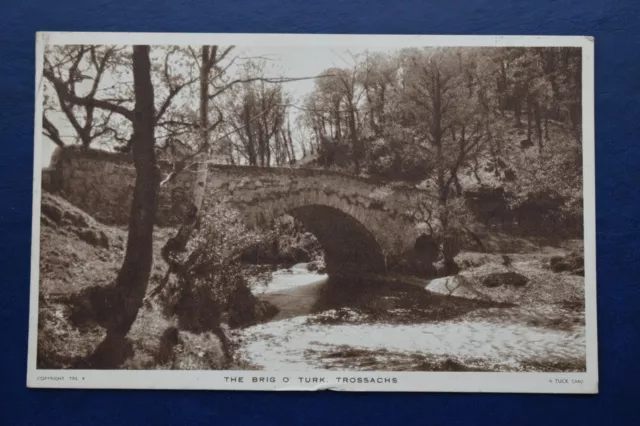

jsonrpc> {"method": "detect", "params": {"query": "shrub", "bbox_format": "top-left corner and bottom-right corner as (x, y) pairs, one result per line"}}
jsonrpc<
(162, 203), (277, 333)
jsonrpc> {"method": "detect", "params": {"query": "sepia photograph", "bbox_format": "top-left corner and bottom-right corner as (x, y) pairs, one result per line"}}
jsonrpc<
(28, 33), (596, 392)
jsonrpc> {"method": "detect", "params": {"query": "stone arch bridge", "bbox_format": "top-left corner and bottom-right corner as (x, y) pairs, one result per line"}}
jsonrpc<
(44, 148), (437, 275)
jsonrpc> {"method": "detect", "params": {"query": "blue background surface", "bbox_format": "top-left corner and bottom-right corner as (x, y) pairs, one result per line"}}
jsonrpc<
(1, 1), (639, 424)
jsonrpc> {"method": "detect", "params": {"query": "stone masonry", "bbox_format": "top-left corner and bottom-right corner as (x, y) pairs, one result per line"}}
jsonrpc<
(43, 147), (433, 274)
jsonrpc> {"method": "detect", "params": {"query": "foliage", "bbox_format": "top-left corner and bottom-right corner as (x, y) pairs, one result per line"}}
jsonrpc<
(299, 46), (583, 263)
(221, 59), (296, 166)
(163, 203), (268, 331)
(43, 44), (585, 327)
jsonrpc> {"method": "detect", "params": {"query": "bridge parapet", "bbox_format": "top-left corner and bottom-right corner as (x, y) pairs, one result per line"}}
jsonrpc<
(44, 147), (436, 274)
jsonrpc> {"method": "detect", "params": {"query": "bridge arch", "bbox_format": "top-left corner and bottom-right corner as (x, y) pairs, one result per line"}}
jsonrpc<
(206, 165), (429, 275)
(288, 204), (386, 275)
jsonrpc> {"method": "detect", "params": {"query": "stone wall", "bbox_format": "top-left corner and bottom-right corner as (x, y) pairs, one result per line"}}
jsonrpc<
(45, 147), (195, 226)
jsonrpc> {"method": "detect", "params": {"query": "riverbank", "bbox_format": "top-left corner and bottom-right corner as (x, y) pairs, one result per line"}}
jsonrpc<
(37, 193), (229, 370)
(234, 250), (586, 372)
(37, 192), (585, 373)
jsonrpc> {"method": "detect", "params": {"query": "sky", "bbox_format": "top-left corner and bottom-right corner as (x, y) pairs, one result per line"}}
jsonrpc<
(40, 45), (398, 168)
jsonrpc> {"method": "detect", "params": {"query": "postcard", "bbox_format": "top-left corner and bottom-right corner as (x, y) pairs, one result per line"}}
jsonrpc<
(28, 32), (597, 393)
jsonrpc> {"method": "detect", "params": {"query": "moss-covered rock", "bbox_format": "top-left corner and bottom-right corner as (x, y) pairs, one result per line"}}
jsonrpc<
(549, 251), (584, 276)
(481, 271), (529, 288)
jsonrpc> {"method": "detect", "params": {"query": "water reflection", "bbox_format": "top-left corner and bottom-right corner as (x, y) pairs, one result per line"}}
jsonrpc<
(255, 266), (402, 320)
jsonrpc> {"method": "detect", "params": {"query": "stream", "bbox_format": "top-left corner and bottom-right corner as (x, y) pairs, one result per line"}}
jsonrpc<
(236, 264), (586, 372)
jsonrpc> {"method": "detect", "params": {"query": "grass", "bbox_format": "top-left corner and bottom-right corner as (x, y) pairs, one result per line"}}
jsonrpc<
(37, 192), (586, 372)
(37, 192), (226, 370)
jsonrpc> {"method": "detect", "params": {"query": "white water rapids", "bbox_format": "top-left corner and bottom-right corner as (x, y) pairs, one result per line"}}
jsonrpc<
(237, 264), (586, 372)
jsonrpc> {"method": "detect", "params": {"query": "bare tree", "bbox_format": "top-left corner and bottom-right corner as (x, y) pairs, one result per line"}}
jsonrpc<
(43, 45), (130, 149)
(46, 45), (159, 367)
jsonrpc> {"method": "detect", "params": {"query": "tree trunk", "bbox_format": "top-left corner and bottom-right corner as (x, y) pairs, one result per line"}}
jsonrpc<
(147, 47), (216, 316)
(432, 70), (457, 276)
(526, 95), (532, 141)
(88, 45), (158, 368)
(569, 102), (581, 144)
(193, 46), (212, 211)
(265, 125), (272, 167)
(544, 110), (549, 140)
(365, 87), (379, 135)
(286, 120), (296, 163)
(348, 101), (361, 174)
(244, 103), (257, 165)
(499, 60), (508, 112)
(513, 79), (527, 128)
(274, 130), (283, 166)
(334, 99), (342, 141)
(570, 49), (582, 144)
(534, 101), (543, 152)
(378, 85), (386, 131)
(514, 95), (522, 127)
(257, 121), (265, 167)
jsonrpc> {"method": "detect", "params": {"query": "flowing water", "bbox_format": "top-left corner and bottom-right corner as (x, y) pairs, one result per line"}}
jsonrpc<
(237, 264), (586, 372)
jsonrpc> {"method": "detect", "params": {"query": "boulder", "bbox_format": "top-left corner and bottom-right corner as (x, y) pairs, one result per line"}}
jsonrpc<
(77, 229), (99, 246)
(520, 138), (534, 149)
(62, 210), (89, 228)
(41, 202), (63, 224)
(415, 259), (438, 278)
(40, 214), (58, 229)
(279, 246), (311, 264)
(504, 168), (516, 181)
(155, 326), (180, 365)
(414, 234), (439, 261)
(67, 284), (117, 329)
(481, 271), (529, 288)
(174, 286), (224, 333)
(240, 240), (280, 264)
(98, 231), (110, 248)
(75, 228), (109, 248)
(549, 251), (584, 276)
(255, 300), (279, 322)
(427, 275), (481, 299)
(307, 259), (327, 274)
(227, 284), (279, 328)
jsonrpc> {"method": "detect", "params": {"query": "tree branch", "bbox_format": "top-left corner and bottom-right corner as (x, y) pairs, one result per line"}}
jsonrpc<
(215, 46), (234, 66)
(160, 108), (271, 186)
(154, 78), (197, 125)
(42, 114), (66, 148)
(208, 75), (326, 101)
(154, 48), (198, 124)
(208, 109), (224, 132)
(44, 68), (135, 121)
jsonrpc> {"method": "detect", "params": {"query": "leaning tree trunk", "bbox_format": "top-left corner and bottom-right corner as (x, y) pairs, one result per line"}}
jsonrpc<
(193, 46), (213, 214)
(149, 46), (214, 302)
(89, 45), (159, 368)
(157, 46), (233, 360)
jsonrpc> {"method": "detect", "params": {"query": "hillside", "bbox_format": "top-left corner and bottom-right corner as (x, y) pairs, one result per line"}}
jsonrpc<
(37, 193), (227, 370)
(301, 112), (582, 244)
